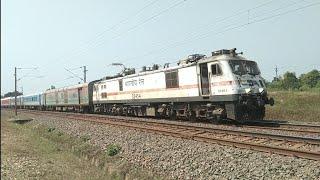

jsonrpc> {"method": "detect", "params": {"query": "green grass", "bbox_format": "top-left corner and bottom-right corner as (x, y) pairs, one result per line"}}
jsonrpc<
(265, 90), (320, 122)
(105, 144), (122, 156)
(1, 111), (158, 180)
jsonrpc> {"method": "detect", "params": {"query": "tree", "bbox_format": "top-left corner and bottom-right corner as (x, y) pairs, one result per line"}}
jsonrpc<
(3, 91), (23, 98)
(299, 70), (320, 88)
(47, 85), (56, 90)
(267, 77), (283, 89)
(282, 72), (300, 90)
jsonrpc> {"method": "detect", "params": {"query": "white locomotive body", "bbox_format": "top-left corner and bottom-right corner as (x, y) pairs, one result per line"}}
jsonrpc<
(92, 49), (274, 121)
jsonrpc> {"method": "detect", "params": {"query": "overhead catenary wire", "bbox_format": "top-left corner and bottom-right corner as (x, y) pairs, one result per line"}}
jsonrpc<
(33, 0), (319, 89)
(122, 1), (319, 74)
(119, 0), (285, 63)
(64, 68), (84, 82)
(51, 0), (186, 67)
(37, 0), (188, 88)
(46, 76), (76, 86)
(54, 0), (162, 64)
(121, 0), (320, 68)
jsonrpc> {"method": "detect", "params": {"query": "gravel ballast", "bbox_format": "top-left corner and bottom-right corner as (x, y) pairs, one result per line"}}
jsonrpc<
(12, 111), (320, 179)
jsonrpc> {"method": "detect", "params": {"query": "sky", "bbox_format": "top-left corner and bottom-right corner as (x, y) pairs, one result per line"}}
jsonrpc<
(1, 0), (320, 95)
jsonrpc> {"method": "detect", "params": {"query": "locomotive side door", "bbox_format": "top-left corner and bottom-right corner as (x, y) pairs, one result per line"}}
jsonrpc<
(198, 63), (210, 96)
(208, 62), (223, 95)
(93, 84), (100, 102)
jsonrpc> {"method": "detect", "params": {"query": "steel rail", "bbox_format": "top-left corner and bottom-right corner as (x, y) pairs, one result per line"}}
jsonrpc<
(243, 121), (320, 133)
(14, 109), (320, 132)
(67, 112), (320, 145)
(17, 109), (320, 161)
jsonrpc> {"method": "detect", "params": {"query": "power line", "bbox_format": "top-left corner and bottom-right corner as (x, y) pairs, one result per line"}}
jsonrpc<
(64, 66), (88, 83)
(37, 0), (319, 88)
(89, 0), (161, 39)
(120, 0), (282, 62)
(48, 76), (76, 86)
(55, 0), (161, 63)
(54, 0), (188, 66)
(121, 0), (320, 66)
(64, 67), (84, 82)
(50, 0), (181, 68)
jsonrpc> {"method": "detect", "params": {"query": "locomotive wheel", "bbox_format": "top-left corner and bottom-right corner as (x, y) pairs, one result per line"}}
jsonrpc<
(169, 110), (177, 120)
(187, 110), (196, 121)
(256, 106), (265, 120)
(210, 115), (222, 124)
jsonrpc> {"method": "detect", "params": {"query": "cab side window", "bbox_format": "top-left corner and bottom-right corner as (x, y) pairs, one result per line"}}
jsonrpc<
(119, 80), (123, 91)
(165, 71), (179, 88)
(211, 64), (222, 76)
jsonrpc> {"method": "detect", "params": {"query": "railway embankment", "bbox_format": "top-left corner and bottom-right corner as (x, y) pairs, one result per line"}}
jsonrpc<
(3, 110), (319, 179)
(1, 111), (156, 179)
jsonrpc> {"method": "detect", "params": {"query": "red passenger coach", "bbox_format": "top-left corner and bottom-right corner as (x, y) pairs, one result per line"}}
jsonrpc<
(1, 97), (11, 108)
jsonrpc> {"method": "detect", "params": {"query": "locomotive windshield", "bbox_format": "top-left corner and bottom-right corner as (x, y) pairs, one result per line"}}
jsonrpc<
(228, 60), (260, 75)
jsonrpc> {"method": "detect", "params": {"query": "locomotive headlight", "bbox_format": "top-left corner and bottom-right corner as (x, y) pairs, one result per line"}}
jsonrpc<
(245, 88), (252, 94)
(258, 88), (264, 93)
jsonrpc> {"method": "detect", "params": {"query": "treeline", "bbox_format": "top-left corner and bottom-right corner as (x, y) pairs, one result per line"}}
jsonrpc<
(266, 69), (320, 91)
(1, 91), (23, 98)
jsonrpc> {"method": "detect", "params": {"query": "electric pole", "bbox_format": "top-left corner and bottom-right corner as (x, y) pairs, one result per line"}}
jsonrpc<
(275, 65), (278, 81)
(65, 66), (87, 83)
(13, 66), (39, 116)
(83, 66), (87, 83)
(14, 67), (17, 116)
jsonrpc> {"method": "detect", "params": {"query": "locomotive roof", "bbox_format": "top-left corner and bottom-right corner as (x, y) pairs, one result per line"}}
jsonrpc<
(96, 54), (250, 84)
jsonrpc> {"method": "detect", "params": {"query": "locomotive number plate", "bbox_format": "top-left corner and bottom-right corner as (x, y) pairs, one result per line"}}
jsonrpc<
(132, 93), (141, 99)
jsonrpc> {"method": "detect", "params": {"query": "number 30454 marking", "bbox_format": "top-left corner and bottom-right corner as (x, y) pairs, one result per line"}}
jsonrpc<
(132, 93), (141, 99)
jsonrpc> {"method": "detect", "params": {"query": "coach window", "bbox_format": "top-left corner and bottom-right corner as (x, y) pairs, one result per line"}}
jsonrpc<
(119, 80), (123, 91)
(211, 64), (222, 76)
(165, 71), (179, 88)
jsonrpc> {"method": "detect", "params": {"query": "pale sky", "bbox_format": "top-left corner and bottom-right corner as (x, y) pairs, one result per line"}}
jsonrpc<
(2, 0), (320, 95)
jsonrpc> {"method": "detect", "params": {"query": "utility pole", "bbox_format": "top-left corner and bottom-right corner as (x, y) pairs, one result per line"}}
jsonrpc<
(275, 65), (278, 80)
(83, 66), (87, 83)
(65, 66), (87, 83)
(14, 67), (17, 116)
(13, 66), (39, 116)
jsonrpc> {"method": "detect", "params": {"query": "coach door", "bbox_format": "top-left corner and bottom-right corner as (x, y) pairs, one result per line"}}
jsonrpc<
(199, 63), (210, 96)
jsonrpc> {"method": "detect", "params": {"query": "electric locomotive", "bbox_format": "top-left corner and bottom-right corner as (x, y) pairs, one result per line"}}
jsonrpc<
(91, 48), (274, 121)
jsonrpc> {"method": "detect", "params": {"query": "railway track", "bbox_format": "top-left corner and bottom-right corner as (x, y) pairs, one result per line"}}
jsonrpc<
(14, 109), (320, 135)
(13, 109), (320, 161)
(241, 120), (320, 134)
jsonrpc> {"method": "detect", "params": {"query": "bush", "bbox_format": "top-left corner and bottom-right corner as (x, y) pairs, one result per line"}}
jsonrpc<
(47, 127), (56, 132)
(105, 144), (121, 156)
(57, 131), (63, 136)
(80, 135), (91, 142)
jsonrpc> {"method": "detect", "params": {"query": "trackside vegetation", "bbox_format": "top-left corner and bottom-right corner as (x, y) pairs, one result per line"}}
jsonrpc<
(266, 69), (320, 91)
(263, 69), (320, 122)
(1, 112), (158, 179)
